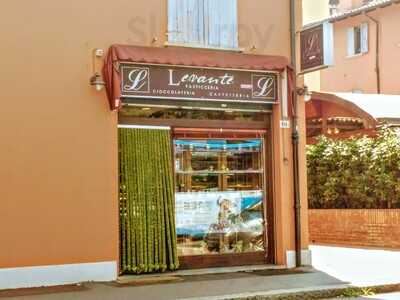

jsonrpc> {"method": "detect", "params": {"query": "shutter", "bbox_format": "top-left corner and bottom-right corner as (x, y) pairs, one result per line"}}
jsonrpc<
(205, 0), (238, 48)
(168, 0), (179, 43)
(204, 0), (220, 47)
(226, 0), (238, 48)
(347, 27), (355, 56)
(168, 0), (204, 44)
(361, 22), (369, 53)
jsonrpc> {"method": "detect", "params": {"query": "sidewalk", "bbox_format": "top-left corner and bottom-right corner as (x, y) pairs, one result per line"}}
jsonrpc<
(2, 246), (400, 299)
(311, 245), (400, 286)
(0, 268), (347, 300)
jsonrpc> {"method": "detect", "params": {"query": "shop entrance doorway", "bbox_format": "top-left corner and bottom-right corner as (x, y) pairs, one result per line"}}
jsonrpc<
(173, 128), (270, 269)
(118, 107), (274, 272)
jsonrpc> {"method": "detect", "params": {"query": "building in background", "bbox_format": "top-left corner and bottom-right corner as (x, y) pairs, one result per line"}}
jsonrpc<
(302, 0), (400, 140)
(303, 0), (400, 94)
(0, 0), (309, 290)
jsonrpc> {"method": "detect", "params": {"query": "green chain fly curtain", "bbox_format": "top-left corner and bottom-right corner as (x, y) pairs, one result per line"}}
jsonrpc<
(119, 127), (179, 274)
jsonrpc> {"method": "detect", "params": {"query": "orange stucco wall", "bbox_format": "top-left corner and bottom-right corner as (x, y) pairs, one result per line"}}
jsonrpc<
(320, 5), (400, 94)
(0, 0), (307, 270)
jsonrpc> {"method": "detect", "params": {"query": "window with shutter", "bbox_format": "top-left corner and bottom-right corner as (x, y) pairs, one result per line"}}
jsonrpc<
(347, 23), (369, 57)
(347, 27), (355, 56)
(168, 0), (204, 44)
(168, 0), (238, 49)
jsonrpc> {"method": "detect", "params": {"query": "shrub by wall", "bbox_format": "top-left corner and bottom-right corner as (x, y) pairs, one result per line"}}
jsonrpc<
(307, 128), (400, 209)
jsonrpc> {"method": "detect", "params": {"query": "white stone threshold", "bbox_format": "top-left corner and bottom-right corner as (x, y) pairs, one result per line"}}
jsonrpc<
(118, 264), (287, 283)
(118, 250), (313, 282)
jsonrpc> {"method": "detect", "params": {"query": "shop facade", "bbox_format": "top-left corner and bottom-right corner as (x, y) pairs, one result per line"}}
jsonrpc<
(0, 0), (309, 289)
(105, 45), (305, 273)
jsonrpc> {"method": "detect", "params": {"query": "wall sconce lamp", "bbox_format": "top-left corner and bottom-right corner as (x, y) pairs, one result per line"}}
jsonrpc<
(90, 72), (105, 91)
(296, 85), (312, 101)
(90, 48), (105, 91)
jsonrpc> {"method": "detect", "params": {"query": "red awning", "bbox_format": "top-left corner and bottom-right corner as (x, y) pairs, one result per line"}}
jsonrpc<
(103, 44), (294, 112)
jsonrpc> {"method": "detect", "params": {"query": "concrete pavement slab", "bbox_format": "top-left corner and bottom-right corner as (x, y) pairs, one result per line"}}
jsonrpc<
(0, 269), (346, 300)
(311, 245), (400, 286)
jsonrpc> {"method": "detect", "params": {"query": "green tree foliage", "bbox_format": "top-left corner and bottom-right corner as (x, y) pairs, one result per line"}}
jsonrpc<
(119, 128), (179, 274)
(307, 128), (400, 209)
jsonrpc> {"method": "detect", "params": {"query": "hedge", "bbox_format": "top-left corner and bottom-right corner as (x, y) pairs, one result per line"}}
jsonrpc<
(307, 128), (400, 209)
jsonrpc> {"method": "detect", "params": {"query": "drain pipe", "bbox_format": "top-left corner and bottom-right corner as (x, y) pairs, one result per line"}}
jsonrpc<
(290, 0), (302, 268)
(365, 13), (381, 94)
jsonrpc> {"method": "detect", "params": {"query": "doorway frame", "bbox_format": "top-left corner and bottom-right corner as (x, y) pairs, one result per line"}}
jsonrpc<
(118, 114), (275, 269)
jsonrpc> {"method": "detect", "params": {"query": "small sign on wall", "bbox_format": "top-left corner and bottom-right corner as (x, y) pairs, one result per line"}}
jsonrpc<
(300, 22), (334, 74)
(280, 120), (291, 129)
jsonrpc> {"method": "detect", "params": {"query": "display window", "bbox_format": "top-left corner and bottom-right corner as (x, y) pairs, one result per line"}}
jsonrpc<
(174, 137), (267, 257)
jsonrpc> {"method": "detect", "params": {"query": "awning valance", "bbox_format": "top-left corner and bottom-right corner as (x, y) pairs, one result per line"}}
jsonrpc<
(103, 44), (294, 111)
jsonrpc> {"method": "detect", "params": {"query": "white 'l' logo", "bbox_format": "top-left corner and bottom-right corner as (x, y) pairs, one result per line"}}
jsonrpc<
(123, 68), (149, 92)
(253, 76), (274, 98)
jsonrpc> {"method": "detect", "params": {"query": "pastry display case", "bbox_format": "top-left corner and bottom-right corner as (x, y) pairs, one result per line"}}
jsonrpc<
(175, 140), (263, 192)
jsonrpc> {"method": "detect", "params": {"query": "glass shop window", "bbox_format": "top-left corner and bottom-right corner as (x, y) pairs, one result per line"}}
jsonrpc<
(174, 139), (266, 257)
